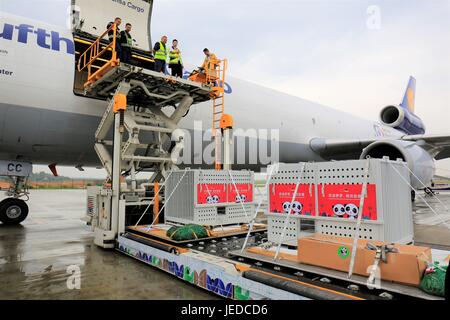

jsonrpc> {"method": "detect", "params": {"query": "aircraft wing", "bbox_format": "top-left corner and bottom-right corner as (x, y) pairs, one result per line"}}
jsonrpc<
(310, 134), (450, 160)
(402, 134), (450, 160)
(309, 138), (376, 159)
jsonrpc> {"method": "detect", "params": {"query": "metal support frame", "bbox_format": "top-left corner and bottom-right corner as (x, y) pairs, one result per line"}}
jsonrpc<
(91, 77), (196, 247)
(223, 127), (233, 170)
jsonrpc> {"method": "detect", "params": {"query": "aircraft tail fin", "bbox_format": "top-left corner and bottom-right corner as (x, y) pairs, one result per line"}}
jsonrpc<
(400, 76), (416, 113)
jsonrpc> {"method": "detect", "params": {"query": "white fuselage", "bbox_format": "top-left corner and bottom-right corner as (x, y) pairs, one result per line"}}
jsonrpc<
(0, 13), (402, 168)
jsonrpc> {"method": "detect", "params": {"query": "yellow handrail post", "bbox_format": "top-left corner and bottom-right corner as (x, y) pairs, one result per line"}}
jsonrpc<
(77, 22), (120, 88)
(112, 23), (117, 61)
(153, 182), (159, 225)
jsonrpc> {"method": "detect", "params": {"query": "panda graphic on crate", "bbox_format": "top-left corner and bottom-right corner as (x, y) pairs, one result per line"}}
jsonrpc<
(235, 194), (247, 203)
(269, 184), (315, 216)
(332, 204), (346, 218)
(332, 203), (359, 219)
(282, 201), (303, 215)
(206, 195), (220, 204)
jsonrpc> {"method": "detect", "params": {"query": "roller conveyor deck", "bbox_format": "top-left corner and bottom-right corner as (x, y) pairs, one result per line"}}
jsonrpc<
(83, 64), (213, 108)
(120, 226), (445, 301)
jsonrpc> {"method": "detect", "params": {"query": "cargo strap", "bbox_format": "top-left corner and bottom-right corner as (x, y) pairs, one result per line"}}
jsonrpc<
(134, 171), (173, 228)
(366, 243), (399, 286)
(228, 170), (251, 223)
(274, 162), (306, 260)
(241, 163), (279, 253)
(199, 170), (225, 233)
(347, 158), (371, 278)
(149, 169), (189, 228)
(390, 162), (450, 230)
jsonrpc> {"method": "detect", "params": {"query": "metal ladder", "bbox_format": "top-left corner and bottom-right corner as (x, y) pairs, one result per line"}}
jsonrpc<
(205, 58), (228, 170)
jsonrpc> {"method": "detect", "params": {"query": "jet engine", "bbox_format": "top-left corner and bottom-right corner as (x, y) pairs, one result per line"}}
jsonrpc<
(379, 105), (425, 135)
(360, 140), (435, 189)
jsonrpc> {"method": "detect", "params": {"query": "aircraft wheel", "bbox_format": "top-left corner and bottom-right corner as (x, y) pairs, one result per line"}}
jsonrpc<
(0, 198), (29, 225)
(411, 190), (416, 202)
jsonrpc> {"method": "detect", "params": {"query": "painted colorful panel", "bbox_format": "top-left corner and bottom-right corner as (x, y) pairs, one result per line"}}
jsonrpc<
(317, 184), (378, 220)
(197, 184), (227, 204)
(228, 183), (253, 204)
(269, 184), (316, 216)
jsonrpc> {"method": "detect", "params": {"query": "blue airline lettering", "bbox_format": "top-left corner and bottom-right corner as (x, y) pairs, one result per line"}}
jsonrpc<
(0, 21), (233, 92)
(0, 22), (74, 55)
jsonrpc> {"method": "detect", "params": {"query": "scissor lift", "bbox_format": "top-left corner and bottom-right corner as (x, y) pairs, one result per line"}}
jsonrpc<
(77, 24), (215, 248)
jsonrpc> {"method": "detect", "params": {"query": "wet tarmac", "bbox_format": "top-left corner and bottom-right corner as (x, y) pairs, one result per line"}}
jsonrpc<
(0, 189), (449, 300)
(0, 190), (215, 300)
(413, 191), (450, 250)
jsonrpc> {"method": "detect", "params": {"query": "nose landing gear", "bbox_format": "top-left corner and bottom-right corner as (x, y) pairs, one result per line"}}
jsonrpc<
(0, 161), (32, 225)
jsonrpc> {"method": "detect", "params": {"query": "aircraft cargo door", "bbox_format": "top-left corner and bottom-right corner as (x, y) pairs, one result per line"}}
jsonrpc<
(71, 0), (154, 95)
(72, 0), (153, 51)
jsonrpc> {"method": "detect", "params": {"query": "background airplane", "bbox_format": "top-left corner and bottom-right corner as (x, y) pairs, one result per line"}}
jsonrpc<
(1, 8), (450, 224)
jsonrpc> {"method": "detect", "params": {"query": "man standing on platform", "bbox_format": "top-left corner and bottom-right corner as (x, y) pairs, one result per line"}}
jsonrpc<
(153, 35), (168, 73)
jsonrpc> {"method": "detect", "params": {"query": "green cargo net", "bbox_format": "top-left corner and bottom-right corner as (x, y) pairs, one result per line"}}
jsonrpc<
(167, 224), (209, 242)
(419, 262), (448, 297)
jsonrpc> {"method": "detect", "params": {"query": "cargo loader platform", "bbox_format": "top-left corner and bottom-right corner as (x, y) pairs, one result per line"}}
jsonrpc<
(117, 225), (448, 301)
(125, 223), (267, 247)
(229, 247), (446, 301)
(82, 63), (213, 107)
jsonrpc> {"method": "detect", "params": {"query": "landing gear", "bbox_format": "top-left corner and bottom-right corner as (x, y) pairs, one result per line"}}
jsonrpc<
(0, 198), (29, 225)
(0, 160), (33, 225)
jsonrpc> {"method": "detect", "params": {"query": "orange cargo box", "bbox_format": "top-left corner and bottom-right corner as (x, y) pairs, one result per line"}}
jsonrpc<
(297, 234), (432, 286)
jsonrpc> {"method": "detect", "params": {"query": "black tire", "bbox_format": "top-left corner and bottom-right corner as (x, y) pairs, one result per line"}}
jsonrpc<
(0, 198), (29, 225)
(411, 190), (416, 202)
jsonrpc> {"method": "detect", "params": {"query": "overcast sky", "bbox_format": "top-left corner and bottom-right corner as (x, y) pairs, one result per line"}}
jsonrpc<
(1, 0), (450, 178)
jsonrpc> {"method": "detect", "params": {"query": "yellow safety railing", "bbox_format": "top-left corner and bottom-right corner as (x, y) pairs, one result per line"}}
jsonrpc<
(77, 23), (120, 88)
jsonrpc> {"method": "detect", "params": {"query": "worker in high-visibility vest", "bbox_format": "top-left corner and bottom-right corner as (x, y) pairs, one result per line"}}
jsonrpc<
(169, 39), (183, 77)
(106, 17), (122, 61)
(119, 23), (133, 64)
(153, 35), (168, 73)
(200, 48), (219, 82)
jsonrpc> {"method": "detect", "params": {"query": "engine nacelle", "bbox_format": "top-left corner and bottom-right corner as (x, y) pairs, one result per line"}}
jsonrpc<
(380, 105), (425, 135)
(361, 140), (435, 189)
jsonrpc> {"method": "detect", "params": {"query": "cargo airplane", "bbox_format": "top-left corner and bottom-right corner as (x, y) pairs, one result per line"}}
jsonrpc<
(1, 11), (450, 224)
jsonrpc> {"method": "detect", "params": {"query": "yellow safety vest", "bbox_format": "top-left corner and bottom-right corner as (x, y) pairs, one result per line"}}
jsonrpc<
(121, 31), (133, 48)
(154, 42), (167, 61)
(107, 23), (120, 42)
(169, 48), (182, 65)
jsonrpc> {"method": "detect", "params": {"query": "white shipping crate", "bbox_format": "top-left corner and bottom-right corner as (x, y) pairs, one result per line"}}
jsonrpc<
(266, 159), (414, 246)
(165, 170), (255, 227)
